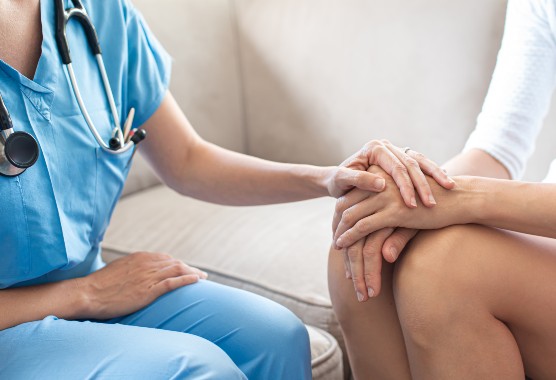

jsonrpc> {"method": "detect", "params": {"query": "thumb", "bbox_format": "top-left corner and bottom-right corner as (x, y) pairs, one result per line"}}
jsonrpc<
(338, 168), (386, 193)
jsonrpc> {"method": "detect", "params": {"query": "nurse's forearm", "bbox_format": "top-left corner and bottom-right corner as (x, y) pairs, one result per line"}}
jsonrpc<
(0, 279), (86, 331)
(168, 140), (332, 206)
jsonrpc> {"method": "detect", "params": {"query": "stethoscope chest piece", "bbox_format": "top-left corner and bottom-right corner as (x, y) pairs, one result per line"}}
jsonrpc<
(0, 130), (39, 177)
(0, 94), (40, 177)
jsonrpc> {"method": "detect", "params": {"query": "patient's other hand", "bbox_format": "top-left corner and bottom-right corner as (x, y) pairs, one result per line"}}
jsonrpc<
(332, 164), (457, 301)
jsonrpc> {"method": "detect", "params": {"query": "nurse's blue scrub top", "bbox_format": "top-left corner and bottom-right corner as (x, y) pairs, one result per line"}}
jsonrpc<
(0, 0), (171, 289)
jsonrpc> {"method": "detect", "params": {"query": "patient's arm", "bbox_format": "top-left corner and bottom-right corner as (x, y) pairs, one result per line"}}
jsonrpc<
(334, 167), (556, 249)
(377, 148), (512, 259)
(333, 148), (511, 300)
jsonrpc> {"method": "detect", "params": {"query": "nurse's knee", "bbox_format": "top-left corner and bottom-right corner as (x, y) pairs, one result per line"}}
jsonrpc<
(166, 335), (246, 380)
(117, 332), (245, 379)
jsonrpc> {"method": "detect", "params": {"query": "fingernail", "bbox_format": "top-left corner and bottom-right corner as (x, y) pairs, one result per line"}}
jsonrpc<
(375, 178), (386, 190)
(429, 195), (436, 205)
(202, 271), (208, 278)
(449, 177), (456, 184)
(410, 197), (417, 208)
(357, 292), (365, 302)
(368, 287), (375, 298)
(346, 270), (351, 279)
(390, 247), (398, 261)
(336, 238), (344, 247)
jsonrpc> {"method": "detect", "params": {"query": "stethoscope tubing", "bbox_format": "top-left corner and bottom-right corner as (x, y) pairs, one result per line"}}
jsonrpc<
(57, 0), (133, 154)
(66, 60), (134, 154)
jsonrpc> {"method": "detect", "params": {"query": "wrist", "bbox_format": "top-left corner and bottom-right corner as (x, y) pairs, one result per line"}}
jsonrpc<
(450, 176), (490, 224)
(299, 165), (333, 197)
(68, 277), (95, 318)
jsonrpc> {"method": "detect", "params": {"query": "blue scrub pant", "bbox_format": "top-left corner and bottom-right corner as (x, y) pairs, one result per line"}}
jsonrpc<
(0, 280), (312, 379)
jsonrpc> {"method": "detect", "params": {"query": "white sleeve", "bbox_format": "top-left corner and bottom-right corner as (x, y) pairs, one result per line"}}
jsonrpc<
(463, 0), (556, 179)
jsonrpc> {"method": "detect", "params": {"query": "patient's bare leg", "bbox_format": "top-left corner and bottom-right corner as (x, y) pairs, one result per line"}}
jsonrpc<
(394, 225), (556, 380)
(328, 247), (411, 380)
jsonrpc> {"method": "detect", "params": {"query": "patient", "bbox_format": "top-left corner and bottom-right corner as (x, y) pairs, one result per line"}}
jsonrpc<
(328, 0), (556, 379)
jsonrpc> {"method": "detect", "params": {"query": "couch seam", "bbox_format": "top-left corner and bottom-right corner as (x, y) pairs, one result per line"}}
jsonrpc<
(309, 327), (341, 368)
(229, 0), (251, 154)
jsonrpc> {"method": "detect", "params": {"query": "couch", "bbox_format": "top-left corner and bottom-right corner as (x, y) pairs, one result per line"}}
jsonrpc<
(101, 1), (556, 379)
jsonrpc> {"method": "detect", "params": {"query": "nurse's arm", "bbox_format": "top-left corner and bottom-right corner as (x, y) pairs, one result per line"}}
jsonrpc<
(0, 253), (206, 331)
(140, 93), (454, 206)
(0, 280), (86, 331)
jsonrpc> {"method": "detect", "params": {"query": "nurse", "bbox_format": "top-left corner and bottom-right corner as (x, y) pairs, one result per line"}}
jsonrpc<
(0, 0), (453, 378)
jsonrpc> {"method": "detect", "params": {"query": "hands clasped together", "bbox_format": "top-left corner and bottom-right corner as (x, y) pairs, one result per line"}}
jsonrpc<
(331, 140), (457, 302)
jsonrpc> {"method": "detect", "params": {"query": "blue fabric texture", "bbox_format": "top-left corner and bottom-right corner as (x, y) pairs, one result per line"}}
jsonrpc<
(0, 0), (171, 289)
(0, 281), (312, 379)
(0, 0), (312, 378)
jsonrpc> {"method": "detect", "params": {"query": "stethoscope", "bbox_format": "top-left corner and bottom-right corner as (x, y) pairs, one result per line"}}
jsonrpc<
(0, 0), (146, 177)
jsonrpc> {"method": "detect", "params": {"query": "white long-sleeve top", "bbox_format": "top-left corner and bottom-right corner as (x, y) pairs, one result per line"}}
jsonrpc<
(463, 0), (556, 182)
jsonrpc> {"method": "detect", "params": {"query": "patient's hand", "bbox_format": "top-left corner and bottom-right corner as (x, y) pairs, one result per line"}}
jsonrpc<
(339, 140), (454, 208)
(332, 166), (460, 300)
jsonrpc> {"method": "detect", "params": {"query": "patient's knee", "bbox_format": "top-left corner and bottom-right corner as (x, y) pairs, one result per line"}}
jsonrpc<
(393, 225), (481, 344)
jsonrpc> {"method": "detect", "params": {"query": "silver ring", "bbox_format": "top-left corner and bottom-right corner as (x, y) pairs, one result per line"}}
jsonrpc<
(403, 147), (411, 154)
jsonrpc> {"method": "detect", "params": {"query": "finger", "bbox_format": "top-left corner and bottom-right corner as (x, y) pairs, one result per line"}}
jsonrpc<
(370, 144), (417, 208)
(386, 144), (436, 207)
(382, 228), (419, 263)
(335, 168), (387, 194)
(152, 274), (200, 297)
(190, 267), (209, 279)
(332, 190), (373, 239)
(342, 249), (352, 279)
(408, 151), (456, 190)
(154, 262), (195, 280)
(337, 215), (383, 249)
(334, 196), (378, 242)
(346, 239), (368, 302)
(180, 262), (209, 279)
(362, 228), (394, 298)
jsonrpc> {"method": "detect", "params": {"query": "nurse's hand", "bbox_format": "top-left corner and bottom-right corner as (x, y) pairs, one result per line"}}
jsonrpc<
(333, 140), (455, 206)
(77, 252), (208, 320)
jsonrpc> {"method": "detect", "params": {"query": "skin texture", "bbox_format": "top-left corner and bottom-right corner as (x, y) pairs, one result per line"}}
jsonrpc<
(0, 0), (42, 79)
(329, 150), (512, 380)
(394, 225), (556, 380)
(0, 1), (450, 331)
(330, 152), (556, 379)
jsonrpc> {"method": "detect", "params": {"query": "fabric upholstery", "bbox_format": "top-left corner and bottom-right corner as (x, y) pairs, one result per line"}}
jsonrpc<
(103, 186), (336, 331)
(307, 326), (344, 380)
(132, 0), (246, 153)
(102, 187), (342, 379)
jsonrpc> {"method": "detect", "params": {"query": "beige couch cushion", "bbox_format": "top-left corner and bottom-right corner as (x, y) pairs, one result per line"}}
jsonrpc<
(133, 0), (246, 154)
(102, 186), (345, 377)
(308, 326), (344, 380)
(103, 185), (337, 331)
